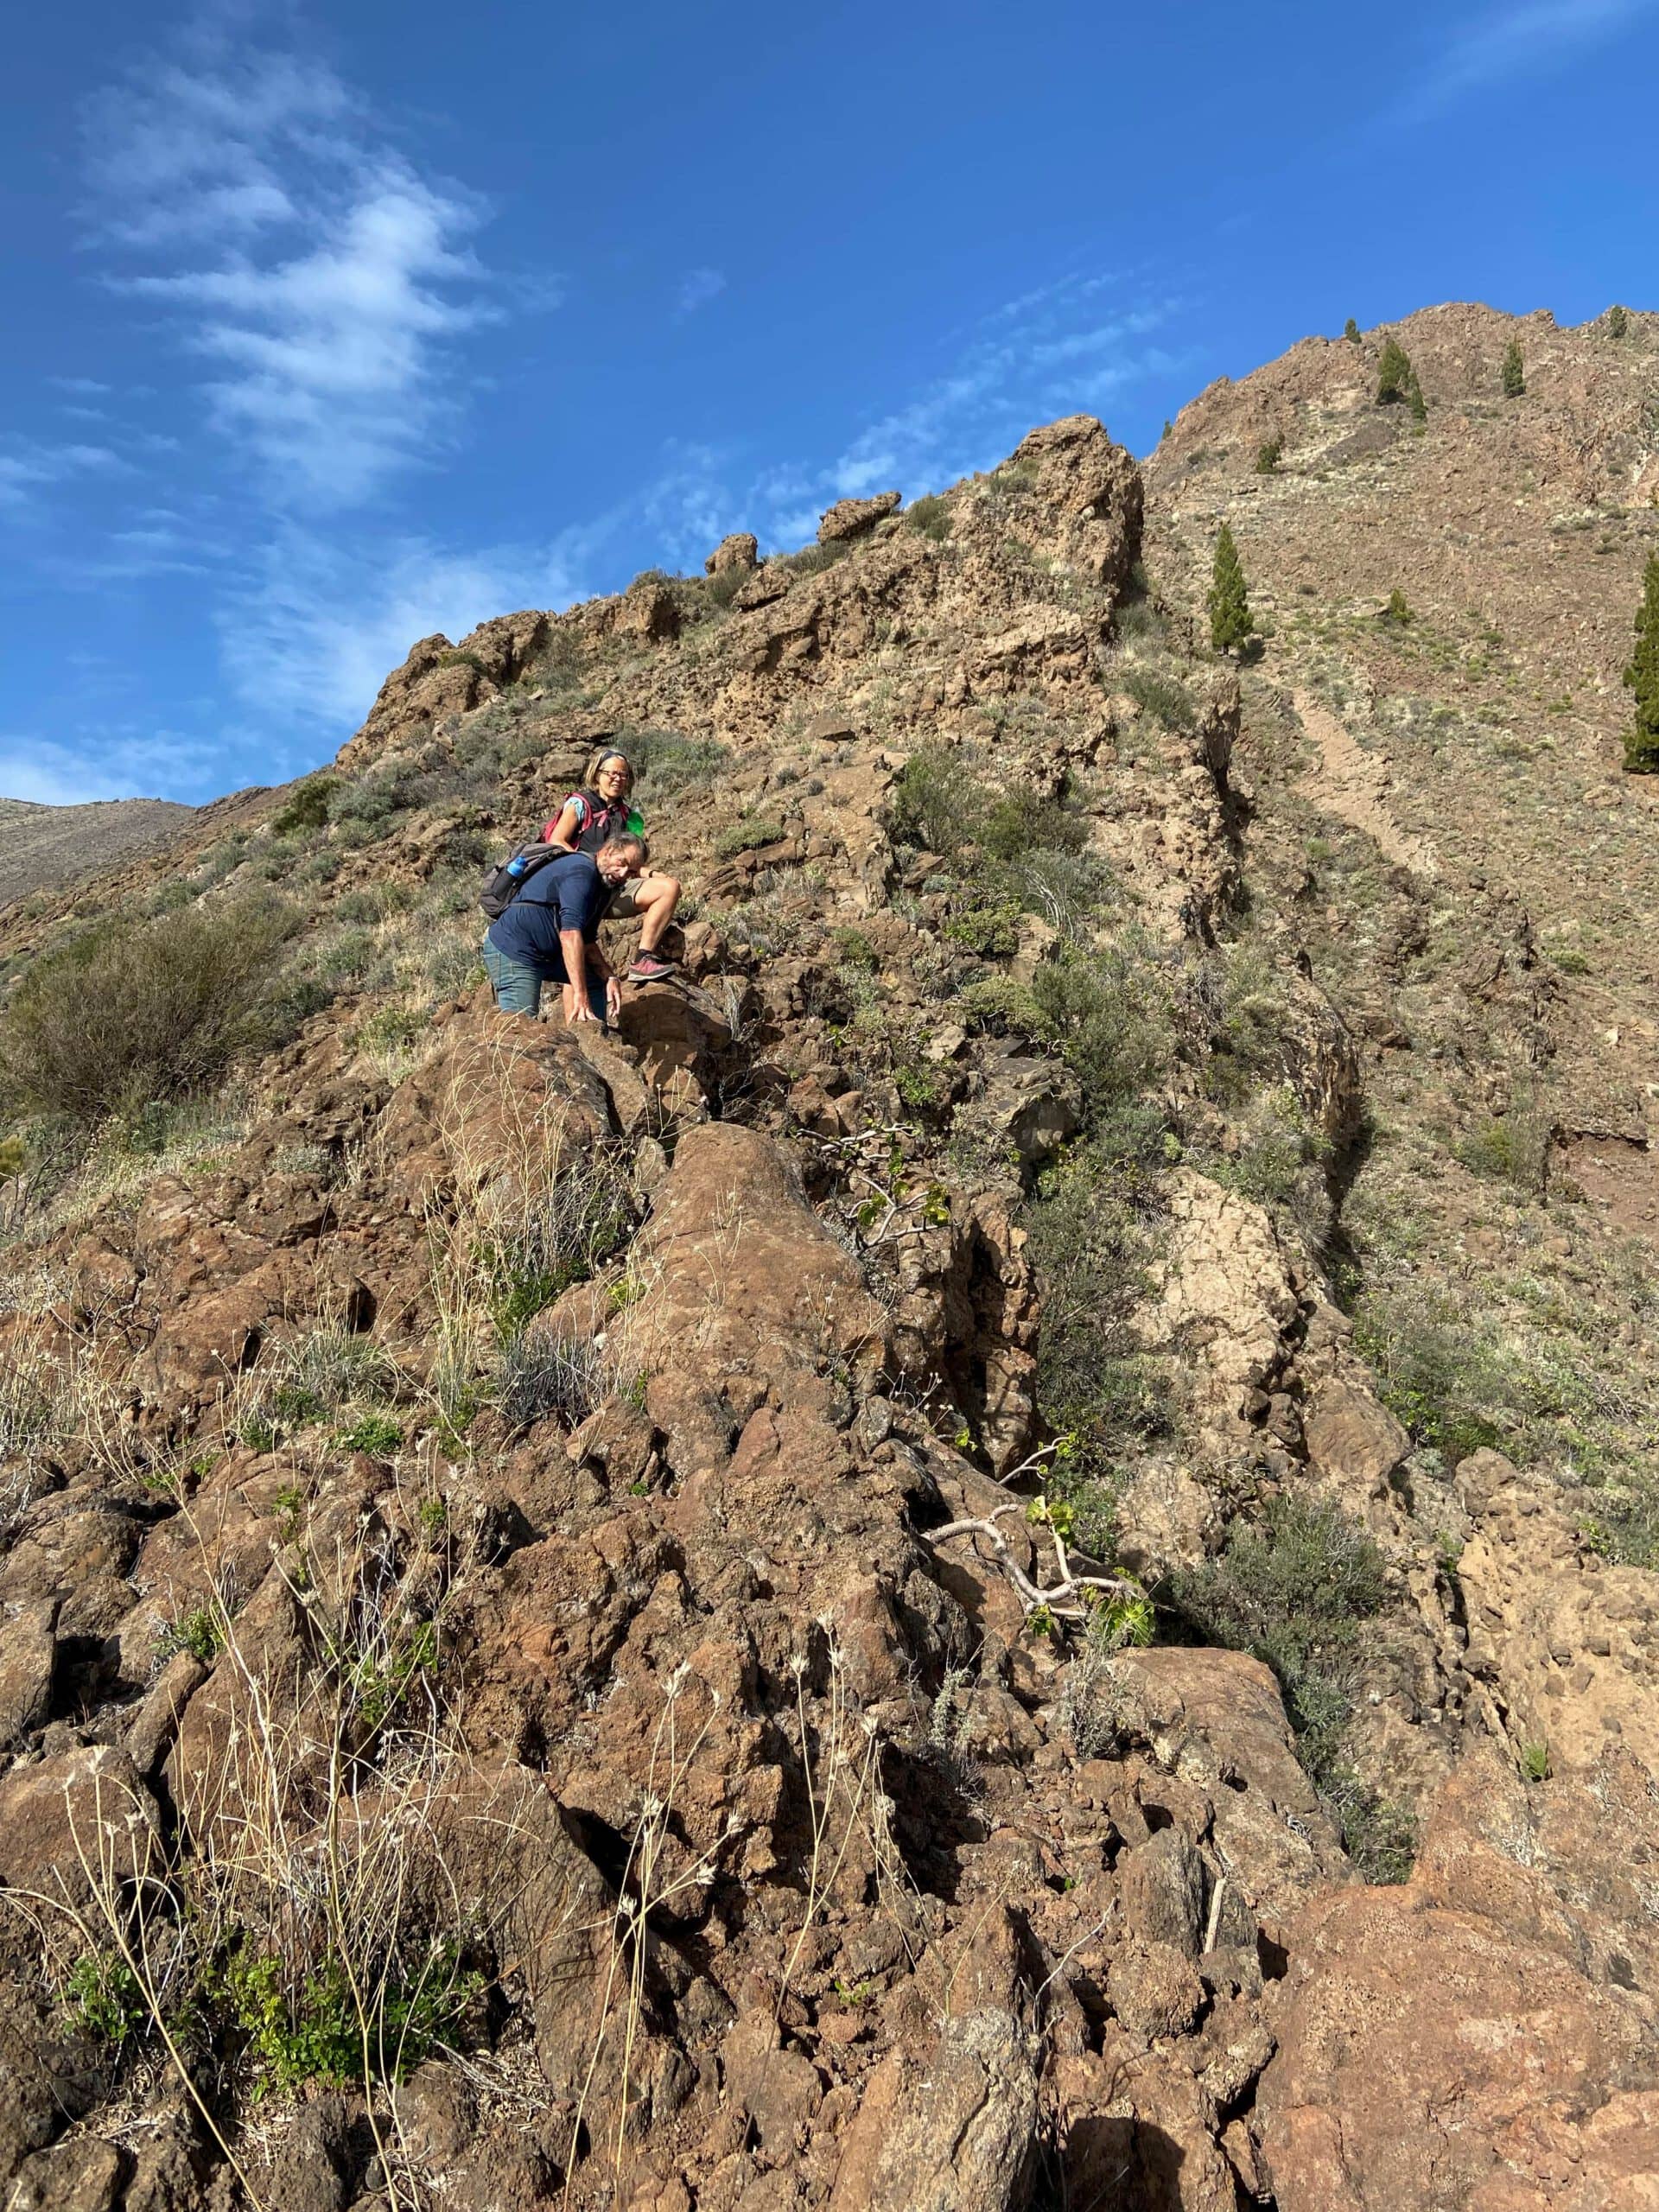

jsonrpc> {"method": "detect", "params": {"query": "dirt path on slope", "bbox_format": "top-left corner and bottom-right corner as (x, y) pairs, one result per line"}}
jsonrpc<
(1293, 688), (1437, 877)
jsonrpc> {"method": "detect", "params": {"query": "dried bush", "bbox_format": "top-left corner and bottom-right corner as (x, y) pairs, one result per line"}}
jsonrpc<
(905, 494), (951, 541)
(1, 896), (300, 1126)
(1120, 663), (1197, 729)
(625, 727), (730, 798)
(498, 1329), (612, 1431)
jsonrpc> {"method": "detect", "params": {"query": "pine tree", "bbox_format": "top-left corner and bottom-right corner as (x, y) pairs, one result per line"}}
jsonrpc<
(1255, 433), (1284, 474)
(1209, 524), (1255, 653)
(1344, 317), (1361, 343)
(1376, 336), (1413, 404)
(1623, 551), (1659, 772)
(1502, 338), (1525, 397)
(1407, 368), (1427, 423)
(1608, 304), (1630, 340)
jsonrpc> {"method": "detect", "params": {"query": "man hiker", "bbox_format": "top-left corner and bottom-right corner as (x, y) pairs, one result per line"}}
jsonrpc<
(541, 748), (683, 982)
(483, 834), (647, 1023)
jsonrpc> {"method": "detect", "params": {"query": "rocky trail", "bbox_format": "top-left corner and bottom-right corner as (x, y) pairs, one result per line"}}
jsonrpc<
(1, 328), (1657, 2211)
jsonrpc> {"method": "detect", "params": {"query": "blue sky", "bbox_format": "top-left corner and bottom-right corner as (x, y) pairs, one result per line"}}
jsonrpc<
(4, 0), (1657, 804)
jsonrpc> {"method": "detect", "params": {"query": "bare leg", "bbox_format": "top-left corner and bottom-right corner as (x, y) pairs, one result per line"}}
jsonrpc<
(633, 874), (681, 953)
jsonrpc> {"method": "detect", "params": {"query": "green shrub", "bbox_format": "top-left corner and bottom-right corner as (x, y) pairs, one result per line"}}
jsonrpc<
(988, 459), (1039, 498)
(980, 785), (1088, 865)
(889, 746), (984, 856)
(499, 1330), (609, 1432)
(1028, 945), (1171, 1123)
(156, 1605), (226, 1667)
(335, 1412), (404, 1455)
(0, 897), (299, 1125)
(889, 748), (1112, 943)
(1456, 1112), (1548, 1193)
(1344, 316), (1361, 343)
(1376, 335), (1413, 404)
(906, 494), (951, 541)
(1352, 1291), (1511, 1463)
(225, 1939), (475, 2094)
(1255, 434), (1285, 474)
(480, 1167), (634, 1340)
(1205, 1086), (1332, 1243)
(943, 899), (1023, 958)
(316, 928), (378, 988)
(271, 776), (338, 836)
(1027, 1140), (1173, 1472)
(831, 927), (878, 973)
(354, 1002), (424, 1054)
(1607, 304), (1629, 340)
(1383, 588), (1413, 626)
(254, 1326), (398, 1437)
(67, 1951), (148, 2044)
(1501, 337), (1525, 397)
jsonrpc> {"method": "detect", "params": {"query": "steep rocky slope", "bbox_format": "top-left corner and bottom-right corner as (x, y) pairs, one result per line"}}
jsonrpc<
(0, 356), (1654, 2212)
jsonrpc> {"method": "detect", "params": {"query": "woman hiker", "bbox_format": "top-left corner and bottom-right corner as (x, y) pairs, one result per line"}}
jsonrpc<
(541, 747), (682, 982)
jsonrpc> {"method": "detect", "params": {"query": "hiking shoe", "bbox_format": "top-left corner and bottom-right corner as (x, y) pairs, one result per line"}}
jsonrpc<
(627, 950), (678, 982)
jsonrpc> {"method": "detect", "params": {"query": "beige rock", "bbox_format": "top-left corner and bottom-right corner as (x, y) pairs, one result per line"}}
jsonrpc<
(1302, 1374), (1410, 1494)
(1142, 1171), (1300, 1442)
(828, 2009), (1035, 2210)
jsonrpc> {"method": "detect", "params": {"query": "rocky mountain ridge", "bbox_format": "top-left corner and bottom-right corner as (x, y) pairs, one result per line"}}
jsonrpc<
(0, 797), (204, 911)
(0, 308), (1655, 2211)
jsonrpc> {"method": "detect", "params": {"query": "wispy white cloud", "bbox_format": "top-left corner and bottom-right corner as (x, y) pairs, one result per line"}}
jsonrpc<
(84, 46), (497, 505)
(49, 376), (113, 395)
(1413, 0), (1657, 107)
(677, 266), (727, 316)
(0, 728), (222, 805)
(0, 441), (126, 511)
(222, 526), (599, 728)
(758, 282), (1186, 525)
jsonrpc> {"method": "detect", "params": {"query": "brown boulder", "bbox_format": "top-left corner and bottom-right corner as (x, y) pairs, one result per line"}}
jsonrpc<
(706, 532), (759, 575)
(616, 1122), (889, 1466)
(817, 491), (901, 544)
(1107, 1646), (1347, 1935)
(0, 1743), (159, 1910)
(0, 1602), (56, 1751)
(5, 2137), (123, 2212)
(803, 707), (857, 742)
